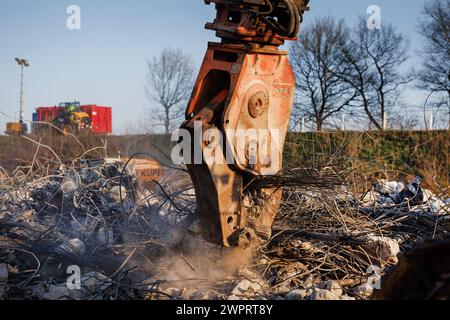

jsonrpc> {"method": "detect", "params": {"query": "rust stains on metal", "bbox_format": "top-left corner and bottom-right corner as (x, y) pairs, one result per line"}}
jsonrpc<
(181, 0), (310, 247)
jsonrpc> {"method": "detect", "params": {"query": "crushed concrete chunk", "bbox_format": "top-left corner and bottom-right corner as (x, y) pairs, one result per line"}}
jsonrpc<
(353, 283), (374, 299)
(430, 198), (449, 215)
(285, 289), (308, 300)
(231, 280), (261, 296)
(180, 288), (197, 300)
(163, 287), (182, 298)
(374, 180), (405, 195)
(60, 179), (78, 195)
(190, 289), (221, 300)
(109, 186), (128, 203)
(319, 280), (343, 296)
(14, 210), (35, 222)
(56, 238), (86, 256)
(81, 272), (110, 292)
(422, 189), (436, 202)
(363, 235), (400, 264)
(40, 284), (82, 300)
(97, 227), (114, 244)
(310, 287), (341, 300)
(291, 240), (316, 252)
(362, 190), (379, 205)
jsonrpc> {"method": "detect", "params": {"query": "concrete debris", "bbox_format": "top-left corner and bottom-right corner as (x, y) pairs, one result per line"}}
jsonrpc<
(56, 238), (86, 256)
(272, 282), (294, 296)
(285, 289), (308, 300)
(81, 272), (111, 293)
(363, 235), (401, 265)
(237, 267), (265, 285)
(374, 180), (405, 195)
(190, 289), (224, 300)
(277, 262), (308, 284)
(290, 240), (316, 252)
(80, 167), (101, 183)
(0, 157), (197, 300)
(319, 280), (343, 297)
(180, 288), (198, 300)
(14, 210), (34, 222)
(365, 177), (449, 215)
(0, 153), (448, 301)
(164, 287), (182, 298)
(310, 287), (341, 300)
(362, 190), (380, 204)
(97, 227), (115, 244)
(163, 287), (227, 301)
(430, 198), (449, 215)
(33, 271), (117, 301)
(231, 280), (262, 297)
(109, 186), (128, 203)
(60, 179), (78, 195)
(421, 189), (449, 215)
(353, 283), (374, 300)
(35, 284), (82, 300)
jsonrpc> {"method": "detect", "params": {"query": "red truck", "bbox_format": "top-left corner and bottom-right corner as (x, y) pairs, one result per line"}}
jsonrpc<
(33, 102), (112, 135)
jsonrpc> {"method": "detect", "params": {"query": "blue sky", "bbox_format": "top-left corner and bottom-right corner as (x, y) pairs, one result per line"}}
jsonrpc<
(0, 0), (427, 134)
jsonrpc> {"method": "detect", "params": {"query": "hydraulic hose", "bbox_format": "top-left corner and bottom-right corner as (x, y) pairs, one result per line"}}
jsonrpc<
(281, 0), (297, 37)
(269, 0), (303, 37)
(250, 0), (308, 38)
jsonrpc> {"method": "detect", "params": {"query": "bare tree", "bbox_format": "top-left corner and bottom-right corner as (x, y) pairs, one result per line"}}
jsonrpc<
(336, 18), (411, 130)
(417, 0), (450, 120)
(145, 48), (195, 134)
(290, 17), (357, 131)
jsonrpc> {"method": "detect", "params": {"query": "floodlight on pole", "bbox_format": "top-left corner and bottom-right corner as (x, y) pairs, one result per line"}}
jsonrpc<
(15, 57), (30, 123)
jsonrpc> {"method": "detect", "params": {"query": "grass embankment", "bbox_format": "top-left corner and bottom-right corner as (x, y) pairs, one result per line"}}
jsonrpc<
(285, 130), (449, 193)
(0, 134), (173, 172)
(0, 130), (448, 193)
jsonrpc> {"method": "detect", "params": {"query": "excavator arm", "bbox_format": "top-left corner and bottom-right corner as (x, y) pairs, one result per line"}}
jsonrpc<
(182, 0), (310, 247)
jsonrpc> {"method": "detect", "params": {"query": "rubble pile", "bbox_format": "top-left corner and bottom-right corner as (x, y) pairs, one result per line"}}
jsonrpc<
(0, 156), (449, 300)
(258, 178), (449, 300)
(0, 158), (196, 300)
(364, 178), (449, 215)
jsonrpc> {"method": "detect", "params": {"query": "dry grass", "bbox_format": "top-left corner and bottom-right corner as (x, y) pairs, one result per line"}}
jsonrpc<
(285, 130), (449, 195)
(0, 133), (174, 172)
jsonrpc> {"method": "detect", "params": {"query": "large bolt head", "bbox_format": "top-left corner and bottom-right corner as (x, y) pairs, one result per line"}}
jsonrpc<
(248, 91), (269, 118)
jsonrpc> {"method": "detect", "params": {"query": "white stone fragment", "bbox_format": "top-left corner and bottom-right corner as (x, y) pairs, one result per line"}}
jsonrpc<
(109, 186), (127, 203)
(363, 235), (400, 264)
(374, 180), (405, 195)
(285, 289), (308, 300)
(56, 238), (86, 256)
(231, 280), (261, 296)
(310, 287), (341, 300)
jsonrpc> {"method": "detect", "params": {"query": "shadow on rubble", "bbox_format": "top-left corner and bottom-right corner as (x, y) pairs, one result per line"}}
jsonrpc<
(373, 238), (450, 300)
